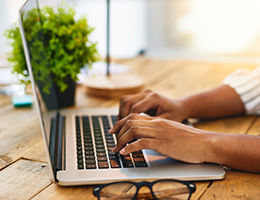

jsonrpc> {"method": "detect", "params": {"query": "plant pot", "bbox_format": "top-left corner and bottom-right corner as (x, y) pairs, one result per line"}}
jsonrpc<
(36, 79), (76, 110)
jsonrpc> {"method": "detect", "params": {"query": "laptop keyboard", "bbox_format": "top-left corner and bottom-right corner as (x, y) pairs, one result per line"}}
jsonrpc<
(75, 115), (148, 170)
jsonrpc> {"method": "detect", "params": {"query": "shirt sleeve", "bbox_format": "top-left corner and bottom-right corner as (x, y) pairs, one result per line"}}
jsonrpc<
(223, 67), (260, 115)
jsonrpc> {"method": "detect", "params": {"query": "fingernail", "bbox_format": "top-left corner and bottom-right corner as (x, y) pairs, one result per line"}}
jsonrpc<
(119, 148), (126, 155)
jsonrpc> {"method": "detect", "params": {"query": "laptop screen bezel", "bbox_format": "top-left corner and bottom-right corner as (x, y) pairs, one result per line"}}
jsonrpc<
(18, 0), (57, 182)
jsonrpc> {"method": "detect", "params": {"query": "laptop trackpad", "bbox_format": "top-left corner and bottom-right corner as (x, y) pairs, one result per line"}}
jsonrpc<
(143, 149), (183, 167)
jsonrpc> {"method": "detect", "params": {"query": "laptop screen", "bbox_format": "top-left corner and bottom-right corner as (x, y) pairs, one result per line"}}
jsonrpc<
(19, 0), (62, 180)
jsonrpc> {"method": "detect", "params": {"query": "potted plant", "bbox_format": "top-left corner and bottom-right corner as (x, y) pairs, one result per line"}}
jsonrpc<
(5, 6), (99, 109)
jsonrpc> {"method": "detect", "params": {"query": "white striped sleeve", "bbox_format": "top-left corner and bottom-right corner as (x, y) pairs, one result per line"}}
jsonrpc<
(223, 67), (260, 115)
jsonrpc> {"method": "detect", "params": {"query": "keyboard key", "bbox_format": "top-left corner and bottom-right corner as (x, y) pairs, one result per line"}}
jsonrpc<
(133, 157), (145, 162)
(107, 147), (114, 152)
(132, 152), (144, 158)
(121, 154), (131, 160)
(85, 151), (94, 156)
(86, 160), (96, 164)
(96, 152), (106, 157)
(104, 128), (110, 132)
(84, 139), (93, 144)
(95, 142), (104, 147)
(106, 143), (116, 147)
(105, 139), (115, 143)
(108, 152), (119, 159)
(78, 164), (84, 170)
(132, 154), (143, 158)
(84, 143), (93, 148)
(120, 155), (134, 168)
(77, 142), (82, 146)
(96, 149), (106, 153)
(77, 159), (83, 165)
(135, 161), (148, 168)
(105, 135), (113, 139)
(94, 129), (101, 133)
(109, 155), (119, 161)
(108, 151), (116, 156)
(85, 146), (94, 151)
(85, 155), (95, 160)
(122, 161), (134, 168)
(83, 134), (92, 139)
(77, 146), (82, 151)
(86, 164), (96, 169)
(95, 140), (104, 144)
(98, 161), (109, 169)
(97, 157), (108, 161)
(94, 134), (102, 138)
(84, 137), (92, 142)
(84, 133), (91, 138)
(95, 144), (105, 149)
(106, 138), (114, 142)
(77, 155), (83, 160)
(77, 150), (83, 155)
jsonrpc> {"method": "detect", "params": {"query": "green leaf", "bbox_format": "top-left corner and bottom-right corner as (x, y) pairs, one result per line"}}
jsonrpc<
(5, 6), (100, 93)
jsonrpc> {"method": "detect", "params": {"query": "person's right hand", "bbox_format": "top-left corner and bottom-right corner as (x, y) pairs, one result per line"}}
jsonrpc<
(118, 90), (189, 122)
(110, 113), (207, 164)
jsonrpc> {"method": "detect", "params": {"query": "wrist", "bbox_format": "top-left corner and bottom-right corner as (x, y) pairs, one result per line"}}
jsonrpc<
(182, 127), (214, 163)
(177, 97), (194, 119)
(199, 130), (220, 164)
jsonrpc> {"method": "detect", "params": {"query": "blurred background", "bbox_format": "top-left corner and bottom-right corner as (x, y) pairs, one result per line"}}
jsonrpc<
(1, 0), (260, 62)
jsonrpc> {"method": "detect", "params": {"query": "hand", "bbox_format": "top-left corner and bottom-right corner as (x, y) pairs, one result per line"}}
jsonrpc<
(110, 113), (208, 164)
(118, 90), (189, 122)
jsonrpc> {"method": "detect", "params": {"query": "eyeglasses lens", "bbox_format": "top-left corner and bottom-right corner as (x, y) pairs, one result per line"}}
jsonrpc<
(152, 181), (190, 200)
(99, 183), (137, 200)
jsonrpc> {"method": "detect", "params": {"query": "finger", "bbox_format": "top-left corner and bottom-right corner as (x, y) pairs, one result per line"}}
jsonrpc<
(119, 138), (159, 155)
(114, 125), (158, 152)
(109, 113), (152, 134)
(118, 89), (153, 119)
(118, 93), (147, 119)
(130, 94), (158, 114)
(116, 120), (157, 142)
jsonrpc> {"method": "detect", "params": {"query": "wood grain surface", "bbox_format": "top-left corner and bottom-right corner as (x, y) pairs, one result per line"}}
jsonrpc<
(0, 58), (259, 200)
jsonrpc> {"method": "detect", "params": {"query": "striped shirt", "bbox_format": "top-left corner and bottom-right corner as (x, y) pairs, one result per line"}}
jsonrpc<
(223, 67), (260, 115)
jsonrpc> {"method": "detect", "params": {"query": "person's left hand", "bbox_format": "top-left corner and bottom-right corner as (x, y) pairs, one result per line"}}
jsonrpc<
(109, 113), (208, 164)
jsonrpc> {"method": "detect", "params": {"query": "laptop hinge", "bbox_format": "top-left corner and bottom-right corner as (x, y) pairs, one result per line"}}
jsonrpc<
(49, 112), (65, 180)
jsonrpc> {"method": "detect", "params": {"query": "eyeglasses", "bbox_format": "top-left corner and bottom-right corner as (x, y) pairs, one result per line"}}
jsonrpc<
(93, 179), (196, 200)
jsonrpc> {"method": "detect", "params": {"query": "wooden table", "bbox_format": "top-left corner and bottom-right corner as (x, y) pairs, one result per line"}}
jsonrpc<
(0, 58), (259, 200)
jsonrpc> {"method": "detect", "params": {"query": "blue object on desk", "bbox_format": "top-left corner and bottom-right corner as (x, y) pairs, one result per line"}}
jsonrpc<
(12, 95), (33, 108)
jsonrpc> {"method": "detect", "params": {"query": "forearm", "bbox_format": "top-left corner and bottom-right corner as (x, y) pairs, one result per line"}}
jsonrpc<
(179, 85), (245, 119)
(201, 132), (260, 172)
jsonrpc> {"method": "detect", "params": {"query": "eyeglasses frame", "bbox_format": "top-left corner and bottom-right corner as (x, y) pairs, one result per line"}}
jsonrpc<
(93, 179), (196, 200)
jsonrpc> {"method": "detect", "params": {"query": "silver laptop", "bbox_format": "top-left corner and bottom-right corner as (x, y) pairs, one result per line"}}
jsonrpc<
(19, 0), (225, 186)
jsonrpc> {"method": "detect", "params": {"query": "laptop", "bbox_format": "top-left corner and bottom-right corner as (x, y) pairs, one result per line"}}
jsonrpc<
(19, 0), (225, 186)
